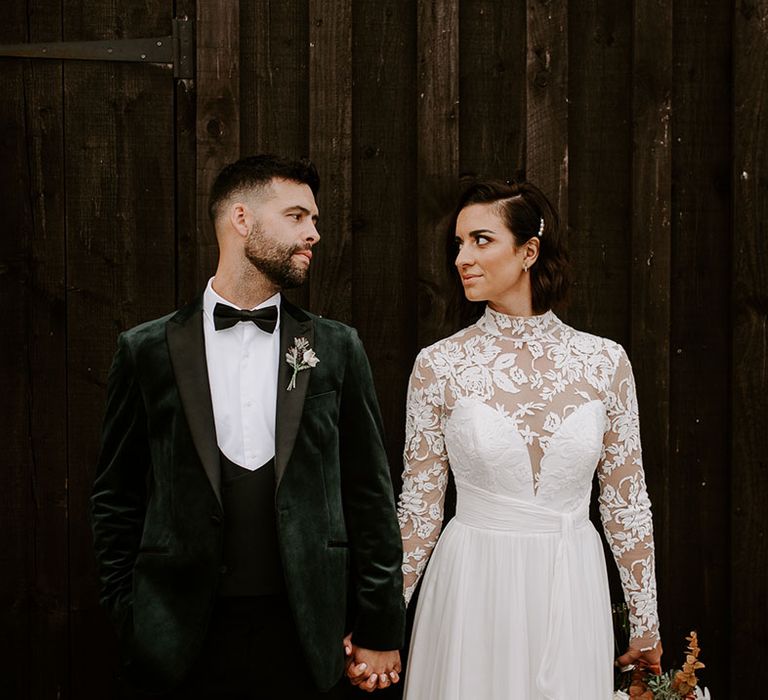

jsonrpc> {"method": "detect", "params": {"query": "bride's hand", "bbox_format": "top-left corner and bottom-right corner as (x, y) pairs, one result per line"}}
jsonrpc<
(616, 641), (663, 674)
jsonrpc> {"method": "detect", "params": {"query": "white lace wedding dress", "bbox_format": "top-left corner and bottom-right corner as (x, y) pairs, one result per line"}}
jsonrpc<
(398, 307), (659, 700)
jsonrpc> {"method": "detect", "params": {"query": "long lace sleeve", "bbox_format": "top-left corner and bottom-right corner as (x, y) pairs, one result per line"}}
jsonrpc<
(597, 347), (660, 650)
(397, 349), (450, 605)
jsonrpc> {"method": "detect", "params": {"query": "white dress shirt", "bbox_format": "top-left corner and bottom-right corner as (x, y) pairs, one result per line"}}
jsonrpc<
(202, 278), (280, 470)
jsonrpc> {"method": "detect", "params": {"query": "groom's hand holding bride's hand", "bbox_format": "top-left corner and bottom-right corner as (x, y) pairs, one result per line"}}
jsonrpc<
(343, 633), (401, 692)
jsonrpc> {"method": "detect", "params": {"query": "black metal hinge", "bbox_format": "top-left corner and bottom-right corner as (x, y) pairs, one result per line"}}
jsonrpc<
(0, 16), (193, 79)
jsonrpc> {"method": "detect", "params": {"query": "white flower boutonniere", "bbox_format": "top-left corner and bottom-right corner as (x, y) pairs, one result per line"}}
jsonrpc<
(285, 337), (319, 391)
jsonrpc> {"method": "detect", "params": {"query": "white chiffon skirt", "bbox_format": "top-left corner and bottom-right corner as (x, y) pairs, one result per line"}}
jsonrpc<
(403, 482), (614, 700)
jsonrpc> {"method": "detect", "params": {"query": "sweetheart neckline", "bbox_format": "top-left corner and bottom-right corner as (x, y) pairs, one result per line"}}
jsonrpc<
(447, 398), (605, 496)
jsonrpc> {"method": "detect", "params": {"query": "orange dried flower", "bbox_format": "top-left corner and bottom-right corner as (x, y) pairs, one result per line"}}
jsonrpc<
(671, 631), (705, 696)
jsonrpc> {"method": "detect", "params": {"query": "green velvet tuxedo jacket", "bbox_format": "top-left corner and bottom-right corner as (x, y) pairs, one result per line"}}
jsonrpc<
(90, 296), (405, 692)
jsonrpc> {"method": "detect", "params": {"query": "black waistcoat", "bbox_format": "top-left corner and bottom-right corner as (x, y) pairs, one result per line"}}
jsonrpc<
(218, 452), (285, 597)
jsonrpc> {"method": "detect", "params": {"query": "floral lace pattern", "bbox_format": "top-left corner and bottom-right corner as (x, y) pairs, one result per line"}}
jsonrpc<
(397, 307), (660, 649)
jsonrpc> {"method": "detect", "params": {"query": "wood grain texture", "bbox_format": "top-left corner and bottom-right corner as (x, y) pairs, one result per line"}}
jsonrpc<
(526, 0), (568, 225)
(63, 2), (178, 696)
(459, 0), (527, 178)
(240, 0), (310, 309)
(308, 0), (353, 322)
(670, 1), (732, 693)
(566, 0), (633, 605)
(630, 0), (673, 663)
(0, 6), (37, 697)
(416, 0), (459, 348)
(194, 0), (240, 294)
(21, 3), (70, 696)
(175, 1), (199, 306)
(731, 0), (768, 694)
(0, 3), (72, 695)
(566, 0), (631, 343)
(352, 0), (417, 479)
(240, 0), (309, 156)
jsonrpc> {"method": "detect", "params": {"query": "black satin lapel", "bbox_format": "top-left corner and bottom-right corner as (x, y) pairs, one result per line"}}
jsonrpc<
(167, 307), (221, 505)
(275, 304), (314, 487)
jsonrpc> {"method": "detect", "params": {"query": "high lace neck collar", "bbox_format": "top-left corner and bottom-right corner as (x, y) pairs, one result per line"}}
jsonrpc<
(477, 306), (561, 341)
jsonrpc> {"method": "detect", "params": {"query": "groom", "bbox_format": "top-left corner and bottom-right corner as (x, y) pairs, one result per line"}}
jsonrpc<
(91, 154), (404, 698)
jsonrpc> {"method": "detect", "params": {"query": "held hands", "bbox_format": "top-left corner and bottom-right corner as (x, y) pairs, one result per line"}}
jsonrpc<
(343, 633), (401, 693)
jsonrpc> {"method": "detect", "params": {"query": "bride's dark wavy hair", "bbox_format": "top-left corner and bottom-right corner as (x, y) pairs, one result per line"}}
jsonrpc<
(445, 178), (571, 322)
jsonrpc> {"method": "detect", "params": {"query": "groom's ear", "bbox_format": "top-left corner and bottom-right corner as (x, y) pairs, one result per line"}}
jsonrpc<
(229, 202), (251, 238)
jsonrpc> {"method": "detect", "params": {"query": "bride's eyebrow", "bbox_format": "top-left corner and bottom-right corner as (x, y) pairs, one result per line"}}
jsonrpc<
(467, 229), (497, 238)
(454, 229), (496, 244)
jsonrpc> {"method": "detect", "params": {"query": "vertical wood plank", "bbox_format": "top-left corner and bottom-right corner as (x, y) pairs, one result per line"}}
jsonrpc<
(308, 0), (353, 322)
(459, 0), (527, 177)
(526, 0), (568, 225)
(670, 2), (732, 694)
(64, 2), (178, 697)
(566, 0), (632, 342)
(0, 7), (36, 697)
(240, 0), (309, 156)
(731, 0), (768, 695)
(240, 0), (310, 309)
(175, 2), (198, 307)
(352, 1), (417, 477)
(566, 0), (633, 607)
(413, 2), (460, 585)
(416, 0), (459, 348)
(192, 0), (240, 297)
(23, 3), (70, 696)
(630, 0), (673, 662)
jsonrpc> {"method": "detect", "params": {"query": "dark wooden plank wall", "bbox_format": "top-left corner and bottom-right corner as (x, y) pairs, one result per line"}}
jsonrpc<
(527, 0), (568, 226)
(350, 1), (418, 468)
(193, 0), (239, 297)
(1, 1), (185, 698)
(1, 3), (67, 698)
(731, 0), (768, 692)
(416, 1), (459, 348)
(669, 0), (733, 680)
(63, 0), (180, 695)
(631, 0), (675, 680)
(2, 1), (765, 698)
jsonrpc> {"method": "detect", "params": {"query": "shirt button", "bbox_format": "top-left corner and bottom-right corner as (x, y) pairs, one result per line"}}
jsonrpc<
(219, 565), (228, 575)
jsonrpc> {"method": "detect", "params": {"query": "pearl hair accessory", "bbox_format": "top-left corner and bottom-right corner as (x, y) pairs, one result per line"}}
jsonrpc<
(537, 217), (545, 237)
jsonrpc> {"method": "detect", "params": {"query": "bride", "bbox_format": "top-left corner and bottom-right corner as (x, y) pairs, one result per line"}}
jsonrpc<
(397, 179), (662, 699)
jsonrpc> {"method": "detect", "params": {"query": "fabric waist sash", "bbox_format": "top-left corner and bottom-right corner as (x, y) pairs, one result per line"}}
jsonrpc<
(454, 478), (592, 700)
(455, 478), (590, 533)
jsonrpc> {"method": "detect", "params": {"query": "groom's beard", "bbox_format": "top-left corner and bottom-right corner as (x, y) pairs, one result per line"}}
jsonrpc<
(244, 222), (309, 289)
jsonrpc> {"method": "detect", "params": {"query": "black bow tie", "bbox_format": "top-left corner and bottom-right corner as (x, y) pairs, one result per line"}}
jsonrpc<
(213, 303), (278, 333)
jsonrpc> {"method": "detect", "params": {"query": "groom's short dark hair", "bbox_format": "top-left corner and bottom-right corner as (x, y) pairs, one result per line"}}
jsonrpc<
(208, 154), (320, 221)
